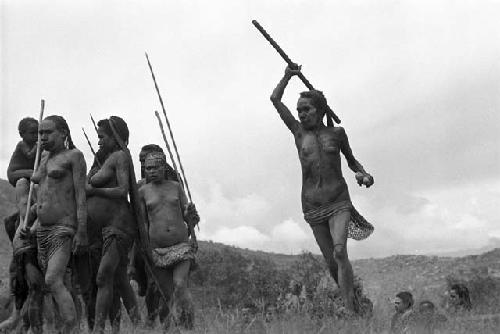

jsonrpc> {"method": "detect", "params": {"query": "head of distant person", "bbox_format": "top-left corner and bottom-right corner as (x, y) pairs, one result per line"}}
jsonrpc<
(449, 283), (471, 311)
(418, 300), (435, 317)
(394, 291), (414, 314)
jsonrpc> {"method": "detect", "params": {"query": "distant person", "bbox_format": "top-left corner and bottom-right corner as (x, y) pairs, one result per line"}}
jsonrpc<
(270, 65), (374, 313)
(414, 300), (447, 334)
(391, 291), (415, 334)
(447, 283), (471, 314)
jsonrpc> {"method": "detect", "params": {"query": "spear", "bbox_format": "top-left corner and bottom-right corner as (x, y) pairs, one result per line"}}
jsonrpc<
(82, 127), (101, 167)
(22, 99), (45, 229)
(145, 52), (193, 202)
(252, 20), (341, 125)
(154, 111), (182, 184)
(90, 114), (99, 134)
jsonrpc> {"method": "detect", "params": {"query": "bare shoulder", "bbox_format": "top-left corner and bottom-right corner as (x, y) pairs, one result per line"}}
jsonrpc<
(15, 140), (27, 150)
(109, 150), (130, 166)
(68, 148), (84, 159)
(331, 126), (346, 135)
(138, 182), (150, 196)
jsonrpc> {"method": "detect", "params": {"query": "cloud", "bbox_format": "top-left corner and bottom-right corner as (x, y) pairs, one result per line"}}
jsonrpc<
(200, 225), (270, 250)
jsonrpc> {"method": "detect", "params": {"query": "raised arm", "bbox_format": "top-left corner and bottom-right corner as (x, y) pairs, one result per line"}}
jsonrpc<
(72, 150), (88, 252)
(270, 65), (301, 132)
(339, 127), (374, 188)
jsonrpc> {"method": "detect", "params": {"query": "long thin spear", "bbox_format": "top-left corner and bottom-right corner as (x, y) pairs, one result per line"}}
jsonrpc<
(145, 52), (193, 202)
(90, 114), (99, 134)
(154, 111), (181, 183)
(82, 127), (101, 167)
(22, 99), (45, 229)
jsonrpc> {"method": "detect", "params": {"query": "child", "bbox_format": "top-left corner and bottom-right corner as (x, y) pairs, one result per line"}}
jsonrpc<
(7, 117), (39, 187)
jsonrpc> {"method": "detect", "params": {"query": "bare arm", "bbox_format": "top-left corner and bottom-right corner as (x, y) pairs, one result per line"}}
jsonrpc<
(88, 152), (130, 199)
(72, 150), (88, 250)
(270, 66), (300, 132)
(339, 127), (374, 187)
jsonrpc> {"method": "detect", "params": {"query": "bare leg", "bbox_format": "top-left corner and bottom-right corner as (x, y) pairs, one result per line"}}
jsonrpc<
(172, 260), (194, 329)
(328, 210), (355, 313)
(25, 260), (44, 334)
(151, 266), (172, 330)
(15, 178), (30, 223)
(94, 240), (120, 334)
(109, 288), (121, 334)
(310, 223), (339, 285)
(145, 278), (161, 327)
(44, 239), (76, 334)
(115, 262), (140, 326)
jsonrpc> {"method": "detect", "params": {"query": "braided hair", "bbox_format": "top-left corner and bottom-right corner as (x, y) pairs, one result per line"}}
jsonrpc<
(44, 115), (75, 149)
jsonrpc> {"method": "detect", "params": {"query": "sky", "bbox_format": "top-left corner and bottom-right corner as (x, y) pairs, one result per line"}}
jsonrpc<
(1, 0), (499, 259)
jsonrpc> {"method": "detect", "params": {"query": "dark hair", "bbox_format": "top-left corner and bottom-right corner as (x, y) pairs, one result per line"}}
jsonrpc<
(141, 144), (163, 156)
(44, 115), (75, 149)
(97, 116), (129, 145)
(396, 291), (414, 308)
(450, 283), (472, 310)
(18, 117), (38, 136)
(299, 90), (335, 127)
(419, 300), (435, 310)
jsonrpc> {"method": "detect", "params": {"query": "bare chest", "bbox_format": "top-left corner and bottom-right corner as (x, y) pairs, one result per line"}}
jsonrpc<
(296, 131), (341, 161)
(144, 184), (180, 212)
(41, 155), (72, 184)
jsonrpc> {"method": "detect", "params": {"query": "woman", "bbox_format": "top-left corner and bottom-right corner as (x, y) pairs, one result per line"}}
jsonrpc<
(139, 151), (199, 329)
(86, 116), (139, 333)
(29, 115), (88, 334)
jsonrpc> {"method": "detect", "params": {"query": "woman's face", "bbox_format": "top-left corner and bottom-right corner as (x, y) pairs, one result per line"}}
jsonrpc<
(145, 158), (165, 183)
(97, 127), (116, 153)
(39, 119), (65, 152)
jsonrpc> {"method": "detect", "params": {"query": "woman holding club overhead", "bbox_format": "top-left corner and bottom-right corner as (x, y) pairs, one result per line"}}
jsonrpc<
(270, 65), (374, 314)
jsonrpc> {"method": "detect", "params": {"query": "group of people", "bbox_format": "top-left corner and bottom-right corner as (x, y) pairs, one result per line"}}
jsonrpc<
(391, 284), (472, 334)
(2, 115), (199, 333)
(2, 64), (376, 332)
